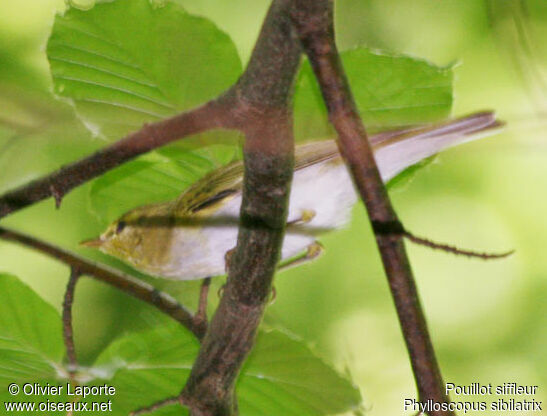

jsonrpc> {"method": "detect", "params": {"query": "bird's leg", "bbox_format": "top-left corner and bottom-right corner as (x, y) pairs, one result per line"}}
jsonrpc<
(287, 209), (316, 226)
(223, 209), (316, 276)
(269, 242), (323, 305)
(223, 210), (320, 301)
(276, 241), (324, 273)
(274, 208), (318, 303)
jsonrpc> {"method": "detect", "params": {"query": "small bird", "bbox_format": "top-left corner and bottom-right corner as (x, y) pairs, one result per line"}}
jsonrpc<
(82, 112), (503, 280)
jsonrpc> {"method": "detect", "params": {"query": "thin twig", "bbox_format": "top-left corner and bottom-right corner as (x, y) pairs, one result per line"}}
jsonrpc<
(0, 227), (203, 339)
(62, 267), (81, 374)
(291, 1), (454, 414)
(193, 277), (211, 335)
(404, 231), (515, 259)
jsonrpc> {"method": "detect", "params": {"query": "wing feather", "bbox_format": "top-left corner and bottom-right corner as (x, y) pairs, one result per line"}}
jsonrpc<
(174, 111), (502, 213)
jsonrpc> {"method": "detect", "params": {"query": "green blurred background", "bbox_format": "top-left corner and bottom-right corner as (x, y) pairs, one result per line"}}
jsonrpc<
(0, 0), (545, 414)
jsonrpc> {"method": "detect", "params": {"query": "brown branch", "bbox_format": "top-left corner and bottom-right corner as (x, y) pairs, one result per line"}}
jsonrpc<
(0, 226), (204, 339)
(291, 1), (454, 415)
(0, 98), (232, 219)
(193, 277), (212, 336)
(62, 267), (81, 374)
(178, 1), (300, 415)
(181, 113), (294, 416)
(404, 231), (515, 260)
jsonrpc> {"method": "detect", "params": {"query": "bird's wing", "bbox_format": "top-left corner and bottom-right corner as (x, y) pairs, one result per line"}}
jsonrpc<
(293, 140), (340, 170)
(174, 161), (244, 214)
(174, 111), (503, 213)
(174, 141), (342, 214)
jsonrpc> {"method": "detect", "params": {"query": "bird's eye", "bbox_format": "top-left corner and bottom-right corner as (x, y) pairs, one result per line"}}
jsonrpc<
(116, 221), (127, 234)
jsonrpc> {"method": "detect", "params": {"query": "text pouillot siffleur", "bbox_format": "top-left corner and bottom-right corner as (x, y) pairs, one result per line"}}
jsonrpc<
(446, 382), (539, 396)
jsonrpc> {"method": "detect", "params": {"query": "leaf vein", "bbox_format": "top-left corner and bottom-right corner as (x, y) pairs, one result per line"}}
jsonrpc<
(48, 56), (157, 88)
(53, 75), (175, 111)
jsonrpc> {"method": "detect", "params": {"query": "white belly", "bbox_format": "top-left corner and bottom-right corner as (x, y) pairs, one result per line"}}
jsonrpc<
(167, 158), (357, 280)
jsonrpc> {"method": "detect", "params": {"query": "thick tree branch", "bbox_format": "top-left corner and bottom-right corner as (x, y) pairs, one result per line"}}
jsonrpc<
(182, 112), (294, 416)
(0, 226), (204, 339)
(0, 98), (231, 218)
(180, 1), (300, 415)
(291, 1), (453, 414)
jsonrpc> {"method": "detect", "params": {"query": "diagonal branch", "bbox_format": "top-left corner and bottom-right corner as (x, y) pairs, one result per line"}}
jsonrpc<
(291, 1), (454, 415)
(0, 98), (232, 219)
(0, 226), (204, 339)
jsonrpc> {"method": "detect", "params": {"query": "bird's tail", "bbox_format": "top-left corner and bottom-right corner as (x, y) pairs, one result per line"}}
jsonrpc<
(372, 111), (504, 182)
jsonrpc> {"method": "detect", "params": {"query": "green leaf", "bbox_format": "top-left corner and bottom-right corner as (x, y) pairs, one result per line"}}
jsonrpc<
(88, 144), (238, 223)
(0, 275), (116, 415)
(0, 31), (74, 133)
(238, 330), (361, 416)
(47, 0), (241, 140)
(93, 325), (361, 416)
(93, 323), (198, 415)
(0, 274), (64, 382)
(294, 48), (453, 140)
(387, 155), (436, 190)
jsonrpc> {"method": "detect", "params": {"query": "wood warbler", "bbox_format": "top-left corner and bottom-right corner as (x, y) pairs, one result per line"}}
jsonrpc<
(82, 112), (503, 280)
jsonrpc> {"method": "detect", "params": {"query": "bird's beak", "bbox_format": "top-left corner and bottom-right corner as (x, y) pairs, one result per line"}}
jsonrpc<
(80, 237), (104, 248)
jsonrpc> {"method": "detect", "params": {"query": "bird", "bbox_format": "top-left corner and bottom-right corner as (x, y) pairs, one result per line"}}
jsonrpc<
(81, 111), (503, 280)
